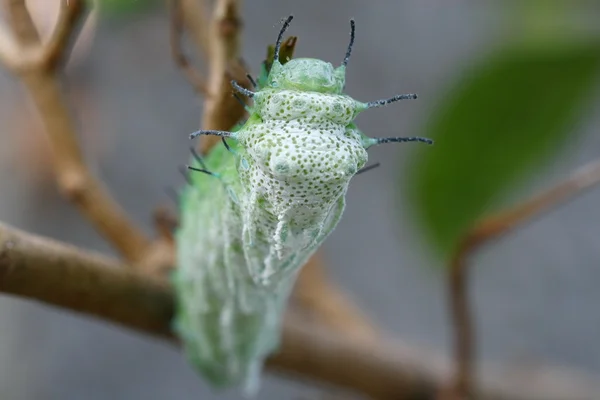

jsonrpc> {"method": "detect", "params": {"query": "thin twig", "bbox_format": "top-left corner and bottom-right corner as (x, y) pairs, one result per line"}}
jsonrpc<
(41, 0), (87, 69)
(449, 158), (600, 399)
(179, 0), (209, 56)
(171, 0), (247, 153)
(2, 0), (41, 46)
(0, 25), (19, 68)
(198, 0), (248, 154)
(1, 221), (599, 400)
(0, 0), (152, 265)
(21, 74), (151, 263)
(168, 0), (208, 94)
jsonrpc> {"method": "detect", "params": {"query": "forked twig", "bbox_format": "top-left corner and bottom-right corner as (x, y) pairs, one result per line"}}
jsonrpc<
(449, 158), (600, 399)
(0, 0), (152, 265)
(2, 0), (41, 46)
(41, 0), (87, 68)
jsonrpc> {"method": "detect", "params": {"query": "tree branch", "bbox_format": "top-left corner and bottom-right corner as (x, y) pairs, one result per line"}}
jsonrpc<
(0, 222), (173, 336)
(0, 24), (18, 68)
(198, 0), (249, 153)
(2, 0), (40, 46)
(168, 0), (208, 94)
(292, 254), (378, 342)
(1, 222), (599, 400)
(449, 158), (600, 398)
(0, 0), (153, 265)
(179, 0), (209, 56)
(41, 0), (86, 69)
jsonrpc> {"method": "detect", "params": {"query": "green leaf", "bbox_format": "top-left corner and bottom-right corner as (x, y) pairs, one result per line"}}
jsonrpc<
(406, 41), (600, 257)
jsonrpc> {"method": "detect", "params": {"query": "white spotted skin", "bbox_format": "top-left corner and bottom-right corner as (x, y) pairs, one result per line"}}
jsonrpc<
(237, 89), (368, 267)
(174, 57), (378, 395)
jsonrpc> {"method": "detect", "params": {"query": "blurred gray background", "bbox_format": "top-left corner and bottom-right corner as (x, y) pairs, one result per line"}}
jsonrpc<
(1, 1), (600, 399)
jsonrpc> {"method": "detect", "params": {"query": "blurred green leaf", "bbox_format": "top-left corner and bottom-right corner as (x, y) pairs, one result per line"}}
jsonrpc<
(407, 42), (600, 257)
(98, 0), (159, 16)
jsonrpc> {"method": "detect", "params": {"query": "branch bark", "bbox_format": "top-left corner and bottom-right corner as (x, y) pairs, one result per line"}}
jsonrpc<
(0, 222), (173, 336)
(198, 0), (248, 153)
(449, 158), (600, 399)
(1, 222), (599, 400)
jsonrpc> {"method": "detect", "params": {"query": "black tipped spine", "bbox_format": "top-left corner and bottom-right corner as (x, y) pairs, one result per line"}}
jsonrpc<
(231, 80), (255, 98)
(232, 92), (247, 108)
(342, 19), (356, 67)
(274, 16), (294, 63)
(222, 137), (233, 153)
(246, 74), (257, 88)
(376, 136), (434, 145)
(189, 130), (232, 139)
(367, 93), (418, 108)
(187, 165), (219, 178)
(356, 162), (381, 175)
(189, 147), (208, 170)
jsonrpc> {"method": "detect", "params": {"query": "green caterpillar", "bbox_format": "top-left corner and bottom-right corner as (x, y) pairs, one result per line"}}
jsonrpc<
(173, 15), (433, 395)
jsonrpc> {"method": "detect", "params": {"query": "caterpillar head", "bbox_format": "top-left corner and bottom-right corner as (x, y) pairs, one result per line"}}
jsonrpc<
(265, 16), (351, 95)
(267, 58), (346, 94)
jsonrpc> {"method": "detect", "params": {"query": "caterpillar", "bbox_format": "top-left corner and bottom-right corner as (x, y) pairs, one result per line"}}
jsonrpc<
(172, 15), (433, 395)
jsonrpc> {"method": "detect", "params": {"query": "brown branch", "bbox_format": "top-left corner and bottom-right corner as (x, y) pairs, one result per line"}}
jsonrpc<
(198, 0), (248, 153)
(171, 0), (247, 153)
(168, 0), (208, 94)
(1, 221), (599, 400)
(153, 206), (178, 245)
(0, 222), (173, 335)
(0, 26), (19, 69)
(21, 72), (150, 264)
(41, 0), (87, 69)
(2, 0), (40, 46)
(179, 0), (209, 56)
(0, 0), (153, 266)
(449, 158), (600, 399)
(293, 254), (378, 342)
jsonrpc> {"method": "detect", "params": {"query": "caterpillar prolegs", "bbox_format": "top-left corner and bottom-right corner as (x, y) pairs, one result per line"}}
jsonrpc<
(172, 16), (433, 395)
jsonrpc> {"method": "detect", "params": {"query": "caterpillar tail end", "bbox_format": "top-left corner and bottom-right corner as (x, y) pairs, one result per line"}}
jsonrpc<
(241, 360), (263, 397)
(186, 354), (264, 397)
